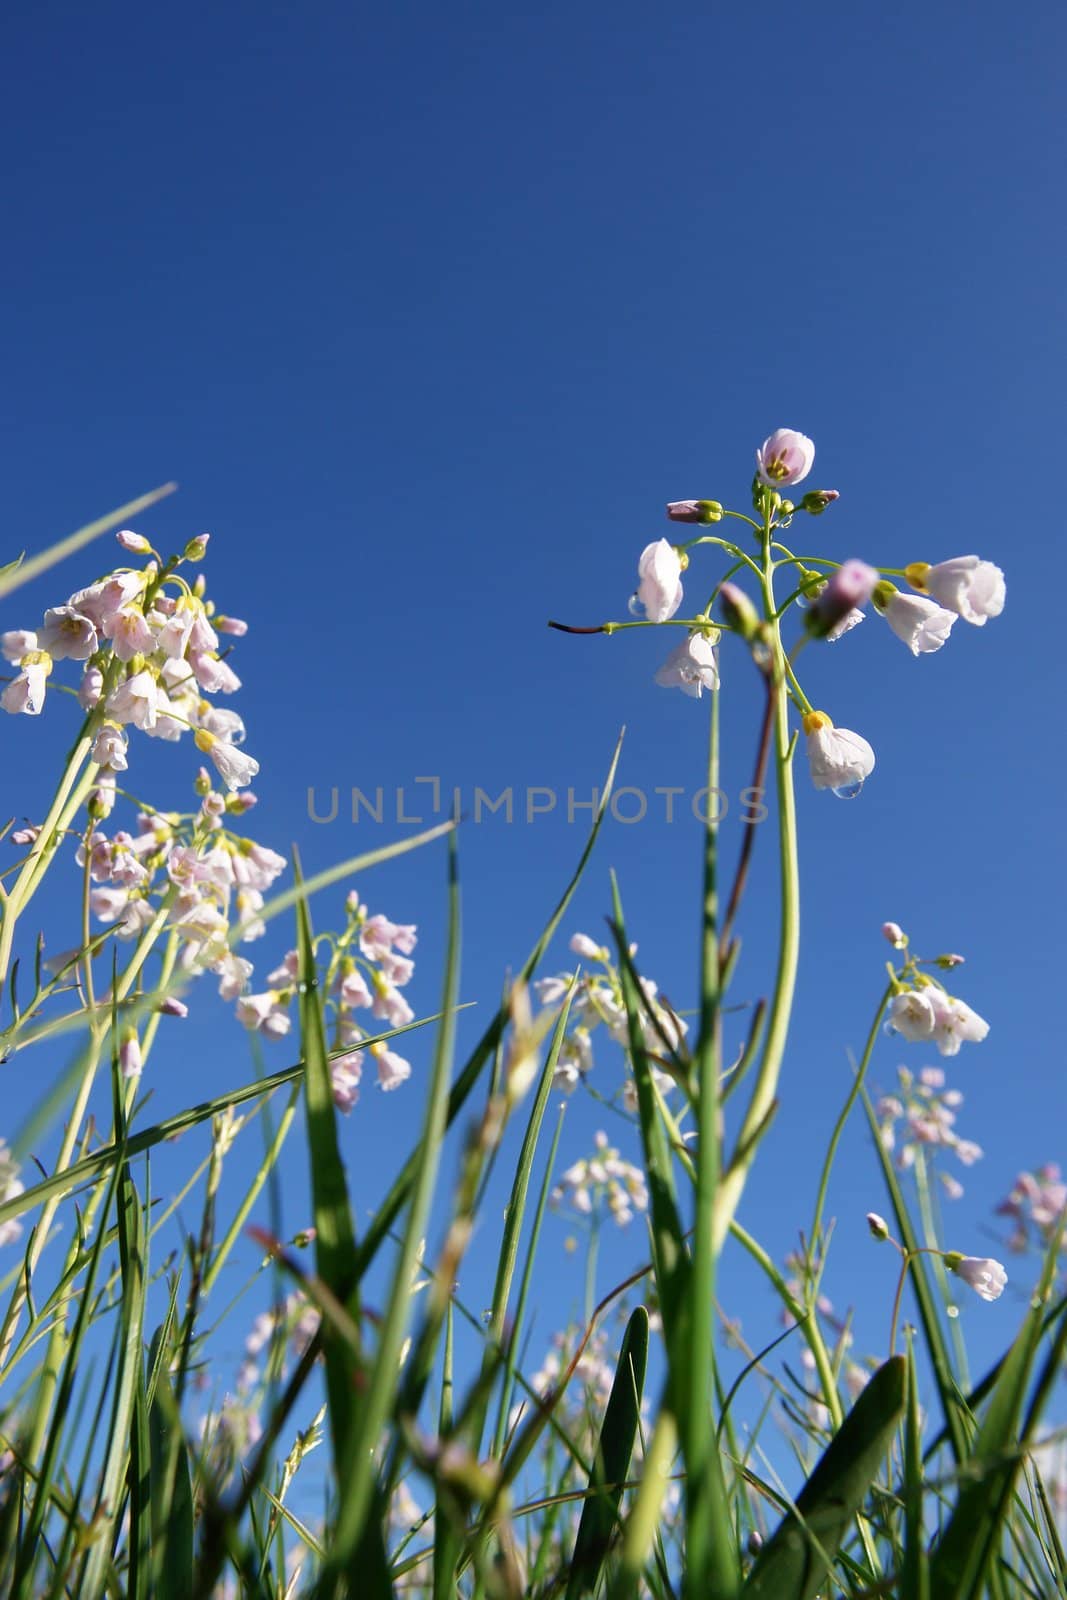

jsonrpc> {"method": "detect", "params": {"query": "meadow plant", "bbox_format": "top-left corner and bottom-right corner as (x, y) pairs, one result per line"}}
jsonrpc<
(0, 440), (1059, 1600)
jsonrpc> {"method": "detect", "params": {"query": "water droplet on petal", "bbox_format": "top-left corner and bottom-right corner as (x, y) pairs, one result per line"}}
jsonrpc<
(627, 592), (647, 618)
(831, 779), (864, 799)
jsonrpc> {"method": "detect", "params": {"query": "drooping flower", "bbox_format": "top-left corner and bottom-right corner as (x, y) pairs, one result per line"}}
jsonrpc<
(569, 933), (607, 962)
(756, 428), (815, 487)
(91, 723), (129, 771)
(331, 1050), (364, 1112)
(873, 584), (956, 654)
(194, 729), (260, 792)
(373, 1046), (412, 1091)
(236, 991), (292, 1039)
(633, 540), (684, 623)
(906, 557), (1005, 625)
(946, 1254), (1007, 1302)
(826, 607), (865, 642)
(802, 710), (875, 795)
(925, 987), (989, 1056)
(1, 651), (52, 716)
(68, 571), (145, 630)
(36, 606), (99, 660)
(653, 633), (719, 698)
(1, 630), (36, 662)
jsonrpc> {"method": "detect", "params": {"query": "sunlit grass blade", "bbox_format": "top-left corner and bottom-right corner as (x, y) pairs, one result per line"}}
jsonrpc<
(0, 483), (178, 600)
(351, 731), (623, 1282)
(742, 1353), (906, 1600)
(565, 1305), (649, 1600)
(292, 853), (360, 1478)
(324, 828), (461, 1593)
(608, 1409), (678, 1600)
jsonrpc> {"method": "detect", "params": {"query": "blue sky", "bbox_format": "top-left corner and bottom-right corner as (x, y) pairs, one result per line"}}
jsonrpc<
(2, 0), (1065, 1465)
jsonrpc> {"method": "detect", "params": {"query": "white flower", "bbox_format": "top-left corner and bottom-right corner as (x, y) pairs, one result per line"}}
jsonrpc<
(926, 988), (990, 1056)
(634, 540), (683, 622)
(888, 989), (937, 1041)
(756, 428), (815, 487)
(194, 729), (260, 792)
(91, 723), (129, 771)
(948, 1254), (1007, 1302)
(826, 607), (865, 642)
(569, 933), (606, 962)
(881, 591), (956, 655)
(1, 652), (52, 716)
(37, 606), (99, 660)
(653, 633), (719, 698)
(918, 557), (1005, 625)
(214, 951), (254, 1000)
(802, 711), (875, 794)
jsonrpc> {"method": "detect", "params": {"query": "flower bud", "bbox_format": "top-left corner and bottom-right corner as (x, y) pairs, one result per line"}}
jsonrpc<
(935, 952), (965, 969)
(805, 560), (878, 639)
(116, 529), (152, 553)
(193, 766), (213, 798)
(747, 1532), (764, 1557)
(800, 489), (840, 515)
(184, 533), (210, 561)
(866, 1211), (890, 1241)
(882, 921), (907, 949)
(120, 1029), (143, 1079)
(666, 500), (723, 524)
(159, 997), (188, 1018)
(718, 582), (760, 641)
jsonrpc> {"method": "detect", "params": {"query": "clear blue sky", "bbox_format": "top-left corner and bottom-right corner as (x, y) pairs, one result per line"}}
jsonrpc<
(2, 0), (1064, 1446)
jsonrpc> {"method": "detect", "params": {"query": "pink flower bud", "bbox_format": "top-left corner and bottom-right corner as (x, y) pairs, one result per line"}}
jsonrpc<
(800, 489), (839, 515)
(866, 1212), (890, 1241)
(116, 529), (152, 553)
(159, 997), (188, 1018)
(806, 560), (878, 639)
(882, 921), (907, 948)
(666, 500), (723, 524)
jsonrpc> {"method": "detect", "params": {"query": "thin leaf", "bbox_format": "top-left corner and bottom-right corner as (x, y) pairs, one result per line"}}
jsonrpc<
(0, 484), (178, 601)
(566, 1306), (649, 1600)
(742, 1353), (906, 1600)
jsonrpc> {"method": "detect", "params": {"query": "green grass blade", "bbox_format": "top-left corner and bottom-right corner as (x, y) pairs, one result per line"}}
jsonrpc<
(147, 1334), (195, 1600)
(566, 1305), (649, 1600)
(742, 1354), (906, 1600)
(903, 1329), (930, 1600)
(0, 483), (178, 601)
(293, 853), (361, 1477)
(609, 1408), (678, 1600)
(327, 828), (461, 1590)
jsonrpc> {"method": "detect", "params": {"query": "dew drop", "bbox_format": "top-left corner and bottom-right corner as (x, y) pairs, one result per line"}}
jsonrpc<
(831, 780), (864, 800)
(627, 592), (647, 619)
(947, 1304), (960, 1319)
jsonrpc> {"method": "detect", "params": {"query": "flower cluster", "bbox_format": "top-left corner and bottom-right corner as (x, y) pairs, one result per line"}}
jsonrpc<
(615, 429), (1006, 799)
(534, 932), (686, 1098)
(551, 1129), (649, 1227)
(236, 1291), (320, 1392)
(247, 889), (418, 1111)
(887, 983), (989, 1058)
(1, 529), (259, 794)
(876, 1066), (982, 1198)
(997, 1164), (1067, 1254)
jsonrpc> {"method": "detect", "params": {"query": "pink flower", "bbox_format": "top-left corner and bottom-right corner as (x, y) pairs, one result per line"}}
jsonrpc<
(653, 633), (719, 698)
(37, 606), (99, 660)
(116, 529), (152, 554)
(106, 670), (160, 730)
(68, 572), (145, 629)
(373, 1046), (411, 1091)
(633, 540), (683, 623)
(371, 981), (414, 1029)
(338, 965), (373, 1009)
(120, 1033), (143, 1079)
(331, 1050), (364, 1112)
(189, 652), (241, 694)
(1, 630), (36, 662)
(236, 991), (291, 1038)
(214, 952), (254, 1000)
(79, 666), (105, 709)
(105, 606), (158, 661)
(360, 914), (417, 959)
(756, 428), (815, 487)
(807, 560), (878, 638)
